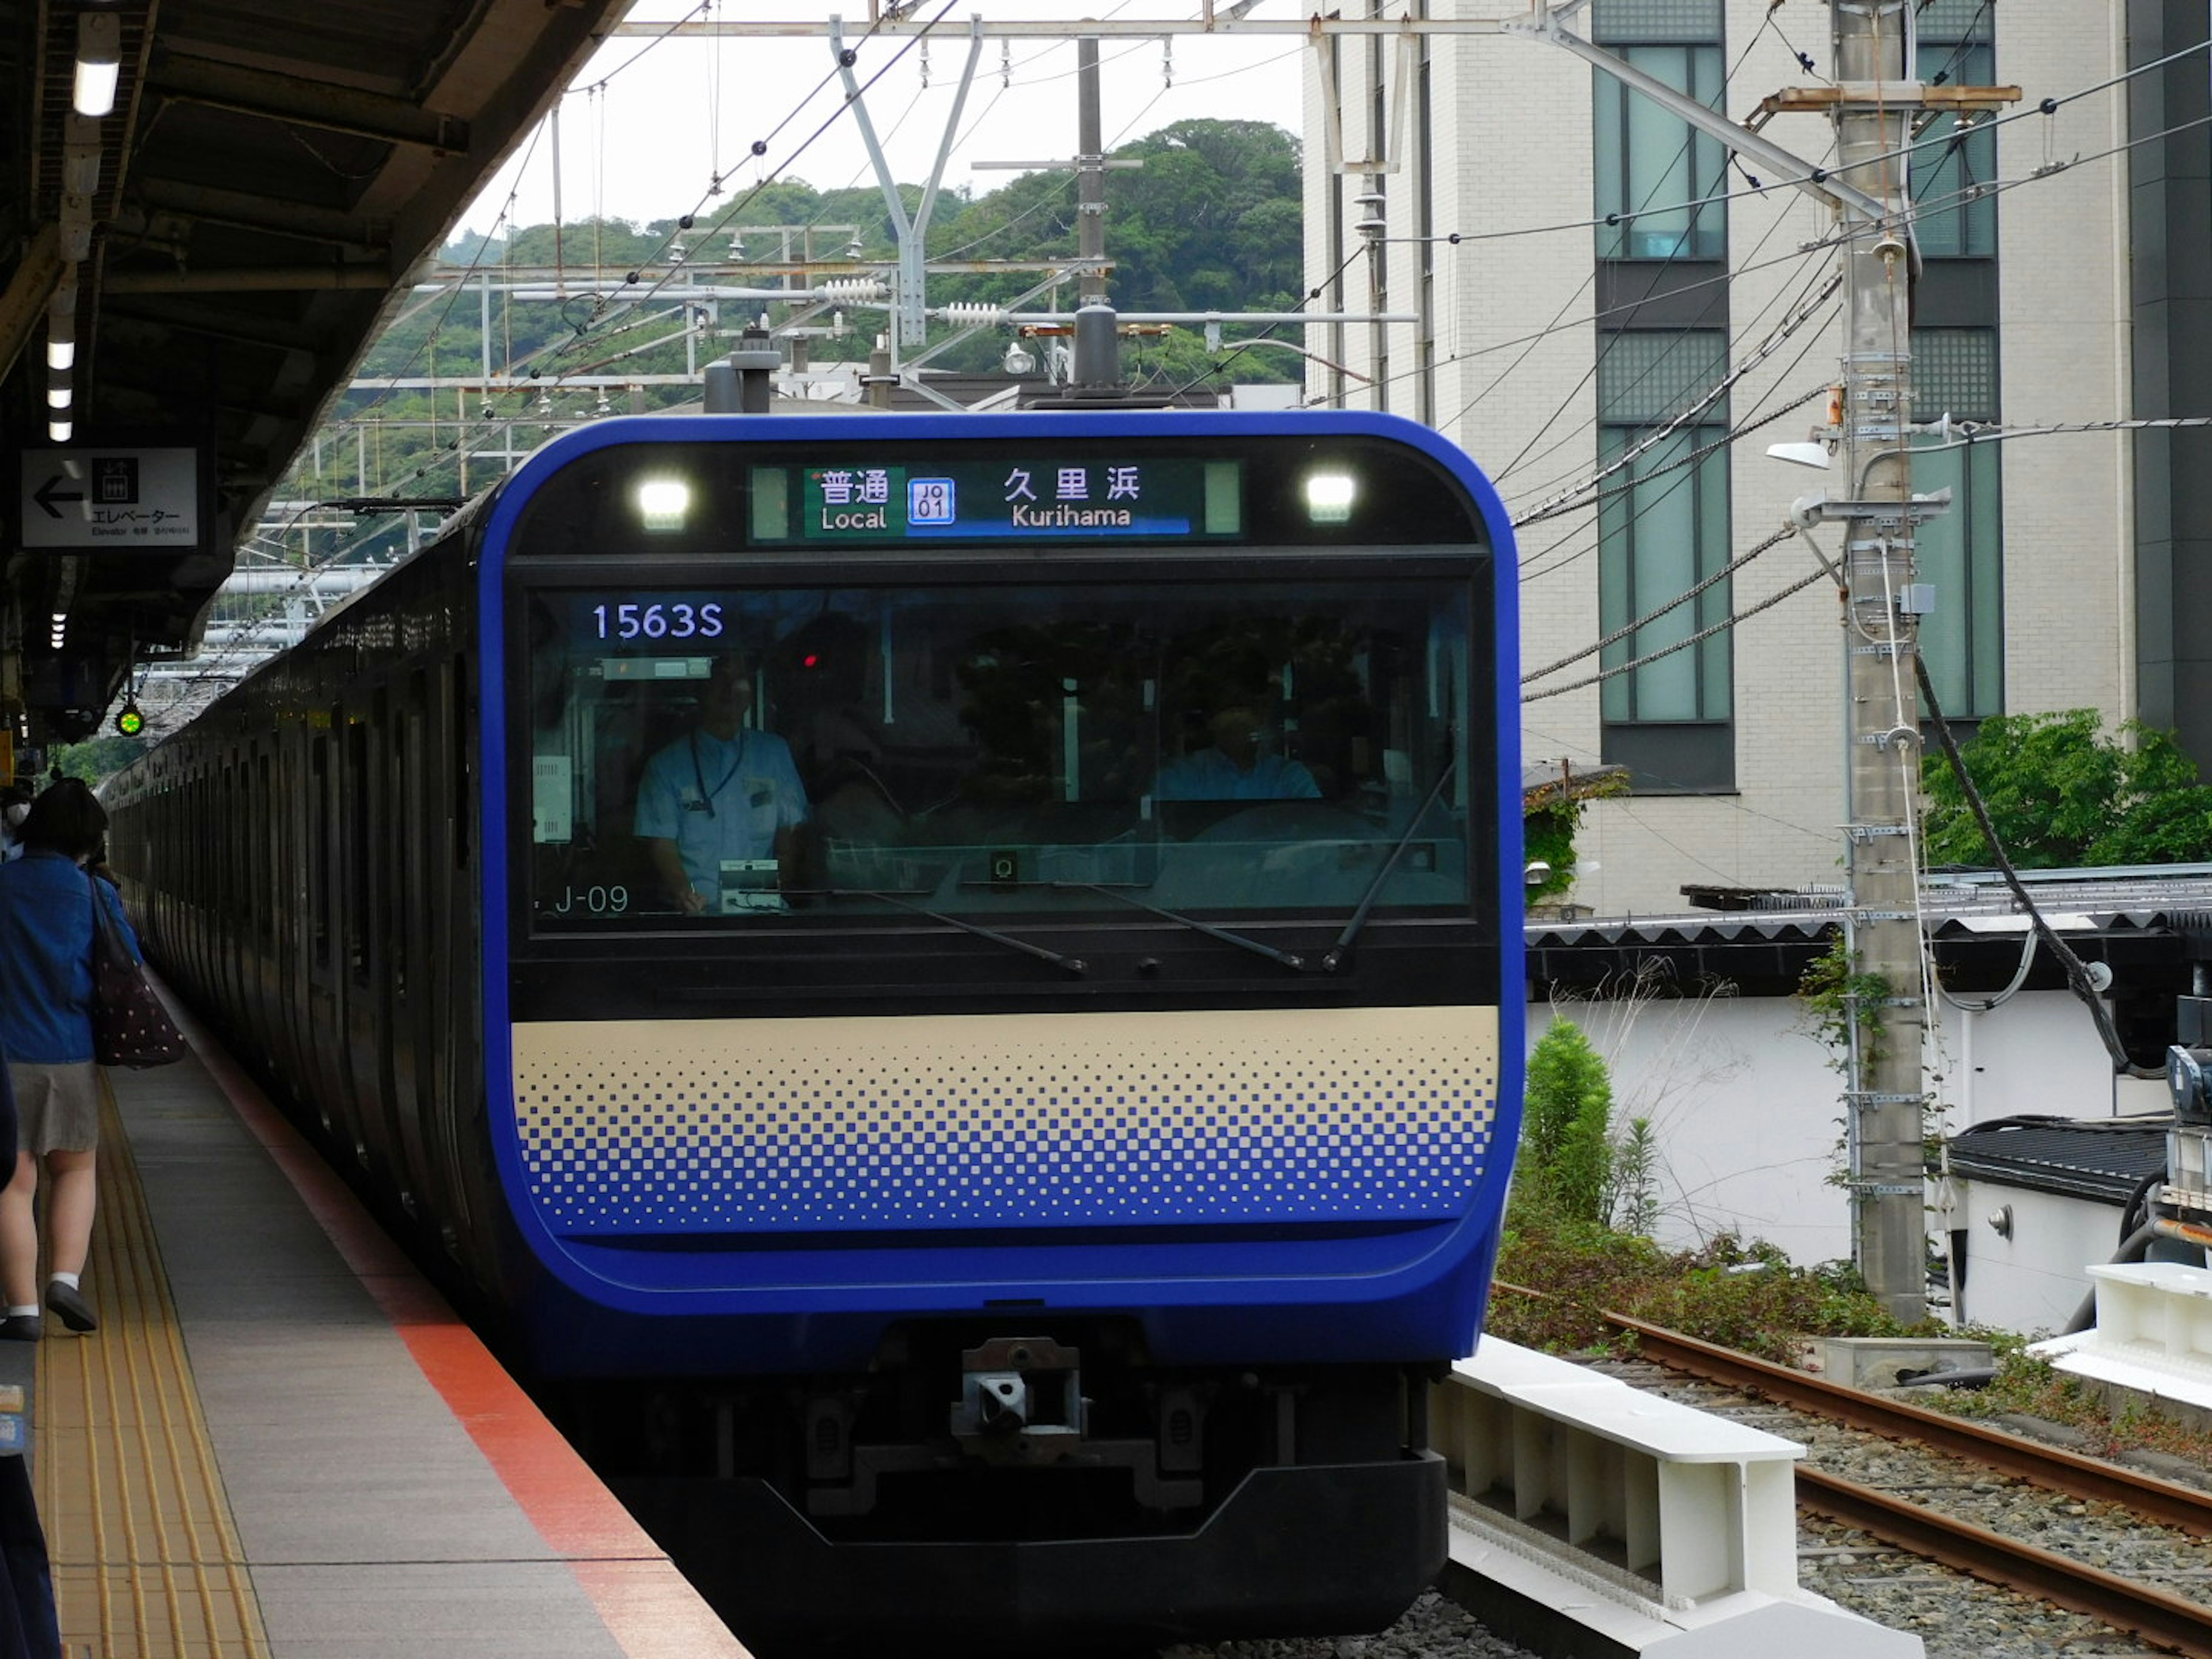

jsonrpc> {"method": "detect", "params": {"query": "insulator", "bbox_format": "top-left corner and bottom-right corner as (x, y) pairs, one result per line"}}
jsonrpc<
(816, 278), (886, 305)
(940, 302), (1007, 327)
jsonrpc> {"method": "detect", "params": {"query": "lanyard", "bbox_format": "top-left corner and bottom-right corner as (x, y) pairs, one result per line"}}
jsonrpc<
(688, 730), (748, 820)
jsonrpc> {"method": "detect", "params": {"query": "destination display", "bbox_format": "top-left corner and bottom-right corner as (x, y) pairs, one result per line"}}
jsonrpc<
(749, 457), (1241, 544)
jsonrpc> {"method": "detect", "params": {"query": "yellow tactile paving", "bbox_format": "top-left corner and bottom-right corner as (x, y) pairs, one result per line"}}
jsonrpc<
(33, 1083), (267, 1659)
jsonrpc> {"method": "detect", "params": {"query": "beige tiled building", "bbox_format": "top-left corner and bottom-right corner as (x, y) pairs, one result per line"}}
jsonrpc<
(1302, 1), (2206, 915)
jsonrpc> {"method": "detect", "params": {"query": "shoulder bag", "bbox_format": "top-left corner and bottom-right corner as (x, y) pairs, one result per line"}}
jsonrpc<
(88, 877), (184, 1069)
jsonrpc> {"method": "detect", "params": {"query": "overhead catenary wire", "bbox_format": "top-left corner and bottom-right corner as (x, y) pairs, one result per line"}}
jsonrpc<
(185, 22), (2212, 715)
(1510, 274), (1841, 528)
(1520, 562), (1835, 703)
(1513, 317), (1836, 584)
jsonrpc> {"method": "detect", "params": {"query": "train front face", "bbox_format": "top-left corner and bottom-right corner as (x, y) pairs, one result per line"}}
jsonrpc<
(479, 410), (1522, 1646)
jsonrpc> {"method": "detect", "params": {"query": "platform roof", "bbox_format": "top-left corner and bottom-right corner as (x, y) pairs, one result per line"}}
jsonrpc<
(0, 0), (632, 741)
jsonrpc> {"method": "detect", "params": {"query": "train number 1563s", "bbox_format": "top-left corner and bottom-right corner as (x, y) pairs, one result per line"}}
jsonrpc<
(590, 601), (725, 641)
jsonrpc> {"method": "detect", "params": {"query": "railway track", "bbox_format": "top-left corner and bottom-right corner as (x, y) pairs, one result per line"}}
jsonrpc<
(1603, 1310), (2212, 1657)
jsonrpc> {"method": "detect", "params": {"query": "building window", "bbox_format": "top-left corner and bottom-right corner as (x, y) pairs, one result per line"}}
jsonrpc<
(1598, 329), (1733, 789)
(1913, 1), (1997, 259)
(1593, 0), (1726, 262)
(1913, 327), (2002, 720)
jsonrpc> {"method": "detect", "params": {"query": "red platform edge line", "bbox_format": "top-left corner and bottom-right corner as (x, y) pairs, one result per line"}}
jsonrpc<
(153, 976), (751, 1659)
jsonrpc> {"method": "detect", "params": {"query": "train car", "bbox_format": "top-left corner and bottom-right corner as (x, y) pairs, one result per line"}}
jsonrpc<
(104, 408), (1521, 1651)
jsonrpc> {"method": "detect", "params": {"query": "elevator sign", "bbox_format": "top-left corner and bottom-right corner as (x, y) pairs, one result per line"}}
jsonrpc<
(17, 446), (202, 549)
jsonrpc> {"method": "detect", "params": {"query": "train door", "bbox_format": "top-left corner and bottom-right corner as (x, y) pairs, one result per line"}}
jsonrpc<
(217, 755), (244, 1022)
(380, 677), (440, 1220)
(339, 690), (402, 1190)
(275, 716), (316, 1111)
(247, 748), (281, 1071)
(302, 713), (349, 1144)
(435, 652), (484, 1253)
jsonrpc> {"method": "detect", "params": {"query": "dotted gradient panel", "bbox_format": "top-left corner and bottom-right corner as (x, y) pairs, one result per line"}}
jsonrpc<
(512, 1006), (1499, 1234)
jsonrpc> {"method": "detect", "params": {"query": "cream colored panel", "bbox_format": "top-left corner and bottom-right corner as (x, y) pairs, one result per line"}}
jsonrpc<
(512, 1005), (1501, 1234)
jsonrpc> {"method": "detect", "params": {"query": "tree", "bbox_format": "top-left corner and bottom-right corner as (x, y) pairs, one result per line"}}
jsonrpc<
(48, 735), (148, 786)
(1519, 1017), (1614, 1225)
(1920, 708), (2212, 868)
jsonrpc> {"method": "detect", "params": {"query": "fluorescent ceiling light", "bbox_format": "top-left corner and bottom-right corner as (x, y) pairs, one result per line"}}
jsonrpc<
(47, 420), (72, 443)
(73, 13), (120, 119)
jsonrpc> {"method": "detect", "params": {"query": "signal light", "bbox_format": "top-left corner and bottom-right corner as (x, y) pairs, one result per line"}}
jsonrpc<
(115, 701), (143, 738)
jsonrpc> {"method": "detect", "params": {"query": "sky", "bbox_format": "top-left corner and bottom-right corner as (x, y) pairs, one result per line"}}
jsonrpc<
(456, 1), (1309, 243)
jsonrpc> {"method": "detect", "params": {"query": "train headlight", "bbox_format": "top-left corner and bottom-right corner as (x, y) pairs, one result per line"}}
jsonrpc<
(635, 478), (692, 532)
(1304, 471), (1356, 523)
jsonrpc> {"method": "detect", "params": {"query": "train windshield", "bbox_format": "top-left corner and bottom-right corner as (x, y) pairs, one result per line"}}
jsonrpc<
(518, 575), (1475, 931)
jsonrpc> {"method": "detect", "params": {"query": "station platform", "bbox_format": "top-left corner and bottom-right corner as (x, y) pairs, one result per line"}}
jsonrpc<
(0, 986), (748, 1659)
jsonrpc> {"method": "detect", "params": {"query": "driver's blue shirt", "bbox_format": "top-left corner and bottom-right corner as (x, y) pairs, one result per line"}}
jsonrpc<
(1154, 748), (1321, 801)
(634, 728), (809, 907)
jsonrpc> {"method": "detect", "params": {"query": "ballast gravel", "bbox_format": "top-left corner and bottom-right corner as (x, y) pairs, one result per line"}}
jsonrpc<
(1167, 1354), (2208, 1659)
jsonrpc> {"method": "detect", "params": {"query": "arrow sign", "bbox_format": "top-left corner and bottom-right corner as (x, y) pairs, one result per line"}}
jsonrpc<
(18, 446), (200, 548)
(32, 475), (84, 520)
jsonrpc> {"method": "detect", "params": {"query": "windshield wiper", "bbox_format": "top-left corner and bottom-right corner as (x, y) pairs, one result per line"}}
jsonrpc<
(1056, 883), (1312, 972)
(820, 888), (1087, 976)
(1322, 758), (1460, 974)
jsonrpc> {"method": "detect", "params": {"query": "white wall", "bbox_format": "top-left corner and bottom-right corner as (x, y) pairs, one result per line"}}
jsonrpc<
(1529, 982), (2138, 1277)
(1948, 1180), (2116, 1336)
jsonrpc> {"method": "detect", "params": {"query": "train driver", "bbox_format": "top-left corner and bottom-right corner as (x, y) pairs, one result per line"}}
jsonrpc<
(634, 653), (811, 915)
(1155, 700), (1321, 802)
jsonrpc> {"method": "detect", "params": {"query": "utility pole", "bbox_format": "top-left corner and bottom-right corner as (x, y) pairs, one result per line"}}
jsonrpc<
(1077, 38), (1107, 309)
(1832, 0), (1925, 1324)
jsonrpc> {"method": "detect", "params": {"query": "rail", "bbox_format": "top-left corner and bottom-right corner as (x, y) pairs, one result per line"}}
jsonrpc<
(1603, 1309), (2212, 1656)
(1606, 1310), (2212, 1536)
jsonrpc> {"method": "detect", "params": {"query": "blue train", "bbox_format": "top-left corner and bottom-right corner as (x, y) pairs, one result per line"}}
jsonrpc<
(104, 408), (1522, 1650)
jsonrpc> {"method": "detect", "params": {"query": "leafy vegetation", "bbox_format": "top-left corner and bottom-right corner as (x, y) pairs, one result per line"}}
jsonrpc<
(1520, 1018), (1616, 1225)
(1796, 935), (1896, 1073)
(286, 118), (1304, 519)
(1522, 769), (1628, 909)
(1491, 1222), (1922, 1363)
(48, 735), (147, 787)
(1915, 1339), (2212, 1464)
(1921, 707), (2212, 868)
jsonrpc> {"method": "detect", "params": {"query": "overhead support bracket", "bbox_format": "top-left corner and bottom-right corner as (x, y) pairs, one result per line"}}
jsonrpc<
(1314, 21), (1416, 175)
(1749, 82), (2022, 131)
(146, 50), (473, 152)
(832, 15), (985, 352)
(1502, 2), (1892, 224)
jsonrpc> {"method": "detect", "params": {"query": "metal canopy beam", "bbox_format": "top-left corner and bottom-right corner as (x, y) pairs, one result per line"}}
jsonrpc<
(0, 224), (64, 384)
(131, 180), (393, 255)
(145, 50), (473, 151)
(102, 266), (396, 294)
(97, 295), (326, 354)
